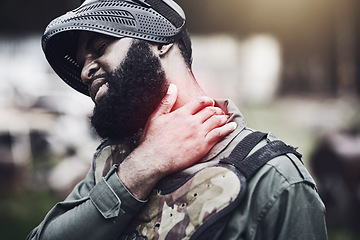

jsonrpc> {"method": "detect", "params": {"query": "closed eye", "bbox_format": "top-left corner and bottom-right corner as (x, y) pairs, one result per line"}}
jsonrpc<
(94, 41), (109, 57)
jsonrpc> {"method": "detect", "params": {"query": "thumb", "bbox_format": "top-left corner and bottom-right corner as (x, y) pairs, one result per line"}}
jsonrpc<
(153, 84), (178, 116)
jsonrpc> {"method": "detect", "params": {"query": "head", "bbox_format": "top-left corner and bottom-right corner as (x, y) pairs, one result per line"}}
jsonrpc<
(42, 0), (194, 140)
(42, 0), (192, 95)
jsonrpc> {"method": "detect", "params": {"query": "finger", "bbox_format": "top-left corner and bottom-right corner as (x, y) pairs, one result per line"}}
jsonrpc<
(184, 96), (215, 115)
(205, 122), (237, 145)
(202, 114), (229, 133)
(195, 106), (225, 123)
(152, 84), (178, 116)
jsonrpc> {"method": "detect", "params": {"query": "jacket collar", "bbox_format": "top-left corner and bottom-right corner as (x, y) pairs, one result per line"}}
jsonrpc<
(200, 99), (247, 163)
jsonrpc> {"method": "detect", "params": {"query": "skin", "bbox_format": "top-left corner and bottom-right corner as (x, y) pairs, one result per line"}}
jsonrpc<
(77, 32), (237, 200)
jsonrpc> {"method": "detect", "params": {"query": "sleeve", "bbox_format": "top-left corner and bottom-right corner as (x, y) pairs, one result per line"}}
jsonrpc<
(218, 145), (328, 240)
(26, 163), (145, 240)
(254, 182), (328, 240)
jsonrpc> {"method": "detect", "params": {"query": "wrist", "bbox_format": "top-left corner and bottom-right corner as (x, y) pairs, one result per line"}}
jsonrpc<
(116, 146), (166, 200)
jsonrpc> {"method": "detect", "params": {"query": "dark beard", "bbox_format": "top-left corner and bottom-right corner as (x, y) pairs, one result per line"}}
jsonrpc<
(90, 40), (168, 141)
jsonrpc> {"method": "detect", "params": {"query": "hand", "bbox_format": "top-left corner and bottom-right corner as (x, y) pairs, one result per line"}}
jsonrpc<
(140, 84), (236, 174)
(117, 84), (237, 199)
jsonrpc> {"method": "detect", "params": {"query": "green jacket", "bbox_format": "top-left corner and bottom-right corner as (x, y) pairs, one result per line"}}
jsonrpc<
(27, 99), (327, 240)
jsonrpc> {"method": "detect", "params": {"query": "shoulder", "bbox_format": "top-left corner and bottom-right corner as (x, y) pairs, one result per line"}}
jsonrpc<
(247, 153), (318, 214)
(241, 130), (318, 202)
(253, 131), (316, 189)
(222, 130), (326, 239)
(221, 129), (319, 212)
(229, 129), (316, 189)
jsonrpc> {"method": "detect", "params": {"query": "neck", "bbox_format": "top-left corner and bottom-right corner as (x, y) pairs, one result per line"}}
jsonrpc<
(170, 67), (207, 110)
(160, 48), (207, 111)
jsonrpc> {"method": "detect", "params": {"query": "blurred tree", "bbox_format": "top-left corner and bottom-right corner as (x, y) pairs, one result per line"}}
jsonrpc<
(1, 0), (359, 96)
(0, 0), (82, 33)
(333, 0), (360, 97)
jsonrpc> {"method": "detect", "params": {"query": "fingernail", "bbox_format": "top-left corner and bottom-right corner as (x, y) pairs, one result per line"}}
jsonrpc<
(228, 122), (237, 130)
(167, 84), (177, 94)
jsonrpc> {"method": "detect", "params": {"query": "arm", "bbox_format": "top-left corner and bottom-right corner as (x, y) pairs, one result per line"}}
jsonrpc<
(221, 154), (327, 240)
(118, 84), (237, 199)
(27, 84), (236, 239)
(252, 154), (328, 240)
(26, 161), (145, 240)
(255, 182), (328, 240)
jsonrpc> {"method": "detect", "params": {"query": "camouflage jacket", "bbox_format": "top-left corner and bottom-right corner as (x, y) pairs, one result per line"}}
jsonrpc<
(26, 99), (328, 240)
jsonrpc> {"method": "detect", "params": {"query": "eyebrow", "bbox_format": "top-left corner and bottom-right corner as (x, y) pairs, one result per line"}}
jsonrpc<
(85, 35), (98, 50)
(76, 34), (121, 64)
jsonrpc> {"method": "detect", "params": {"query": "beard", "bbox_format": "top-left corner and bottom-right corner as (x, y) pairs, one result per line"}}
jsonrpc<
(90, 40), (168, 141)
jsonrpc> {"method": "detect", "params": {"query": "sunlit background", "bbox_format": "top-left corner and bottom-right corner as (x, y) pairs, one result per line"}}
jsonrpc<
(1, 0), (359, 239)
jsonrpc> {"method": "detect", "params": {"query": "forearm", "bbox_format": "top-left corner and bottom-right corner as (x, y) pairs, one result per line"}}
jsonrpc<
(27, 166), (145, 240)
(117, 145), (167, 200)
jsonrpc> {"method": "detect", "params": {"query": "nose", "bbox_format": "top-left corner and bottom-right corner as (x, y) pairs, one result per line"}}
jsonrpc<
(80, 59), (100, 85)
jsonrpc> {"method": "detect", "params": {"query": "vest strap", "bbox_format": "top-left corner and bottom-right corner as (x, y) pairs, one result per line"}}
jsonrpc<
(220, 131), (302, 180)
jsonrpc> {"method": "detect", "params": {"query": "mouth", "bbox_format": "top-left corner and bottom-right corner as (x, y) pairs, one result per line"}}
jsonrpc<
(90, 78), (109, 102)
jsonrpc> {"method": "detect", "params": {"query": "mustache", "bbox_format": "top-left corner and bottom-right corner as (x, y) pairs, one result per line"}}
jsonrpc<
(90, 73), (109, 82)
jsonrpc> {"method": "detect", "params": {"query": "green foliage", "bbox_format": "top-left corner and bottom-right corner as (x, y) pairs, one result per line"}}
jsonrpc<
(0, 190), (57, 240)
(328, 229), (360, 240)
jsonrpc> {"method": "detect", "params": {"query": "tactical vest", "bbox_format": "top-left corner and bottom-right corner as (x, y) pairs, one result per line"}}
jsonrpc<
(95, 132), (302, 240)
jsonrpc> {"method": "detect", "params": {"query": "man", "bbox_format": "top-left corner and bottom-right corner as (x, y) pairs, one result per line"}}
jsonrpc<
(27, 0), (327, 239)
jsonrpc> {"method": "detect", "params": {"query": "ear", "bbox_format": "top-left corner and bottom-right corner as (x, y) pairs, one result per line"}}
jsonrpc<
(158, 43), (174, 56)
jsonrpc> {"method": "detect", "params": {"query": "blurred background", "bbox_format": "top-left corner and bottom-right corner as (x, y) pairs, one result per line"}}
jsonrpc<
(1, 0), (359, 239)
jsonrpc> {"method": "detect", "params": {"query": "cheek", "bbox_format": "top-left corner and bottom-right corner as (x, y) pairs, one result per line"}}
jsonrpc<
(104, 53), (124, 71)
(105, 39), (133, 70)
(103, 49), (126, 71)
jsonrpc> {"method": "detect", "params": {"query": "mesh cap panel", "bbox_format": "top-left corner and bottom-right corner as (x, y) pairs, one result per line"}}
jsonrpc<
(42, 0), (186, 95)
